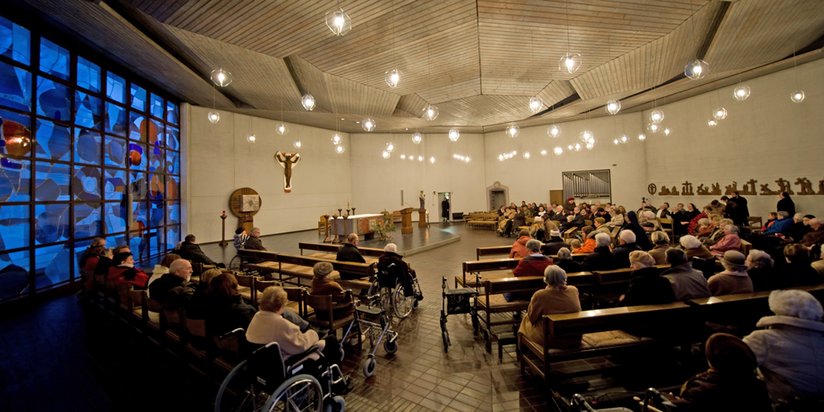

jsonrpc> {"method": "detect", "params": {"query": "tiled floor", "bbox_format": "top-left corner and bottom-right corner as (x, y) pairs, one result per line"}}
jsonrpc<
(0, 223), (702, 411)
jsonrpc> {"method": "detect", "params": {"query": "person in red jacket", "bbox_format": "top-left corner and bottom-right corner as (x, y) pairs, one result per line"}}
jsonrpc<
(506, 239), (551, 302)
(509, 230), (531, 258)
(107, 252), (149, 289)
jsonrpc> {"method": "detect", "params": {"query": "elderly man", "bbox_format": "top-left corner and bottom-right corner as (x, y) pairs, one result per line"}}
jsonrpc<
(244, 227), (266, 250)
(661, 248), (710, 300)
(613, 230), (642, 268)
(148, 258), (196, 309)
(336, 233), (367, 280)
(800, 218), (824, 248)
(176, 234), (219, 266)
(583, 232), (617, 271)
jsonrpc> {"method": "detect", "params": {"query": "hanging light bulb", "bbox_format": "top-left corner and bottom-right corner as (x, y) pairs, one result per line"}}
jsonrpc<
(620, 135), (628, 143)
(422, 104), (439, 121)
(707, 119), (718, 127)
(559, 52), (582, 74)
(574, 143), (582, 151)
(331, 133), (342, 145)
(547, 124), (561, 138)
(605, 100), (621, 115)
(301, 94), (316, 111)
(335, 145), (345, 154)
(210, 68), (232, 87)
(293, 140), (302, 149)
(362, 118), (376, 132)
(381, 150), (390, 159)
(418, 155), (424, 162)
(713, 107), (727, 121)
(429, 156), (436, 164)
(650, 110), (665, 124)
(540, 149), (548, 156)
(411, 132), (422, 144)
(553, 146), (563, 155)
(325, 7), (352, 36)
(580, 130), (594, 143)
(506, 125), (519, 138)
(647, 123), (660, 133)
(522, 151), (531, 159)
(207, 111), (220, 124)
(663, 128), (671, 136)
(529, 97), (543, 114)
(385, 142), (395, 152)
(585, 142), (594, 150)
(246, 134), (256, 143)
(400, 154), (406, 160)
(790, 90), (805, 103)
(733, 85), (751, 101)
(684, 59), (709, 80)
(448, 128), (460, 142)
(613, 138), (620, 145)
(385, 68), (401, 88)
(275, 123), (288, 135)
(638, 133), (646, 141)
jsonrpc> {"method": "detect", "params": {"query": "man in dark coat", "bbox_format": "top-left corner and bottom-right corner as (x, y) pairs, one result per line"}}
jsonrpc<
(149, 258), (196, 310)
(176, 234), (219, 266)
(336, 233), (367, 280)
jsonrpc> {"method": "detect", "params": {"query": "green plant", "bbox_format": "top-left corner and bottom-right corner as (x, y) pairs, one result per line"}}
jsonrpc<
(372, 211), (396, 241)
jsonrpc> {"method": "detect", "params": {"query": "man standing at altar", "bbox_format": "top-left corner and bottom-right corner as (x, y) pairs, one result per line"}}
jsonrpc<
(441, 195), (451, 223)
(336, 233), (367, 280)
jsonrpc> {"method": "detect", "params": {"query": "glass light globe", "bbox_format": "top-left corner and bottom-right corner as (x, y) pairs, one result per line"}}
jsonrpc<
(707, 119), (718, 127)
(409, 156), (415, 161)
(650, 110), (665, 124)
(540, 149), (548, 156)
(663, 128), (671, 136)
(497, 154), (504, 162)
(429, 156), (436, 164)
(422, 104), (439, 121)
(713, 107), (727, 120)
(448, 128), (460, 142)
(400, 154), (406, 160)
(553, 146), (563, 155)
(207, 111), (220, 124)
(325, 8), (352, 36)
(293, 140), (302, 149)
(559, 52), (582, 74)
(411, 132), (422, 144)
(638, 133), (646, 141)
(418, 155), (424, 162)
(580, 130), (594, 143)
(301, 94), (316, 111)
(246, 134), (256, 143)
(613, 138), (620, 145)
(733, 85), (751, 101)
(529, 97), (543, 114)
(210, 68), (232, 87)
(275, 122), (288, 135)
(385, 68), (401, 88)
(547, 124), (561, 138)
(684, 59), (709, 80)
(335, 145), (345, 154)
(574, 143), (581, 151)
(605, 100), (621, 115)
(567, 145), (573, 150)
(331, 133), (342, 145)
(506, 125), (519, 138)
(522, 151), (530, 159)
(362, 118), (376, 132)
(620, 135), (628, 143)
(791, 90), (805, 103)
(585, 142), (594, 150)
(647, 123), (660, 133)
(385, 142), (394, 152)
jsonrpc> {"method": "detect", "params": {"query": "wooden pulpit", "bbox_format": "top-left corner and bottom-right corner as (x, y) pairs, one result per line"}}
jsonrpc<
(400, 207), (414, 234)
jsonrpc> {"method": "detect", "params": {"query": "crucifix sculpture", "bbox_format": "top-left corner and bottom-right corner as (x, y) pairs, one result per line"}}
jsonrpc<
(274, 151), (300, 193)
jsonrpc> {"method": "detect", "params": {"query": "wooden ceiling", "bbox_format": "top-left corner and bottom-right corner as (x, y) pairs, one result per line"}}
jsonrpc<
(12, 0), (824, 133)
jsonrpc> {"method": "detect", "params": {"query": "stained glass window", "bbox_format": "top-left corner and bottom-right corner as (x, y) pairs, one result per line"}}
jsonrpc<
(104, 202), (127, 234)
(150, 93), (163, 119)
(0, 249), (30, 301)
(34, 161), (70, 202)
(72, 165), (101, 201)
(74, 202), (102, 239)
(104, 102), (127, 136)
(74, 91), (102, 130)
(34, 243), (70, 287)
(36, 77), (70, 121)
(0, 204), (29, 250)
(35, 119), (71, 162)
(34, 203), (70, 245)
(106, 72), (125, 103)
(130, 83), (146, 112)
(0, 158), (30, 202)
(103, 168), (126, 201)
(166, 100), (178, 125)
(0, 16), (30, 65)
(0, 60), (31, 111)
(104, 135), (127, 168)
(76, 57), (100, 93)
(73, 128), (102, 165)
(39, 37), (69, 80)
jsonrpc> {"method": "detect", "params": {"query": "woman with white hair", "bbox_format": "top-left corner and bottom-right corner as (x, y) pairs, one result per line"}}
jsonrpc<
(679, 235), (714, 260)
(648, 231), (670, 265)
(377, 243), (421, 300)
(709, 225), (742, 257)
(707, 251), (753, 296)
(746, 249), (775, 292)
(518, 265), (581, 347)
(743, 289), (824, 401)
(620, 251), (674, 306)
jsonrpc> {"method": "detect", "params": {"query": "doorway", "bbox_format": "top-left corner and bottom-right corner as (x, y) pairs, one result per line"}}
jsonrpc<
(486, 181), (509, 211)
(437, 192), (452, 222)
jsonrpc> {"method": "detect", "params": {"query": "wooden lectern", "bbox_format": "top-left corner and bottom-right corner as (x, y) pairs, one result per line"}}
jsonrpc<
(418, 208), (427, 228)
(400, 207), (414, 234)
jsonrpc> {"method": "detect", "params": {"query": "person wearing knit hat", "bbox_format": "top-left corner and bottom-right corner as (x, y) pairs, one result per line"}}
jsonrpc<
(670, 333), (772, 411)
(707, 250), (754, 296)
(679, 234), (714, 260)
(309, 261), (353, 322)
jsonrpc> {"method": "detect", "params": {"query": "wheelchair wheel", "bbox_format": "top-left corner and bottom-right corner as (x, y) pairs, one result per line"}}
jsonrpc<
(383, 338), (398, 355)
(263, 374), (323, 412)
(214, 360), (270, 412)
(228, 255), (242, 271)
(362, 355), (376, 378)
(324, 395), (346, 412)
(391, 283), (415, 319)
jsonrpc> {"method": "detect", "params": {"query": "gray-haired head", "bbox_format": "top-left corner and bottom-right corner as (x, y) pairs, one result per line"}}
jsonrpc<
(526, 239), (542, 253)
(556, 247), (572, 260)
(595, 232), (611, 247)
(619, 229), (636, 244)
(665, 248), (688, 266)
(544, 265), (568, 289)
(651, 231), (670, 245)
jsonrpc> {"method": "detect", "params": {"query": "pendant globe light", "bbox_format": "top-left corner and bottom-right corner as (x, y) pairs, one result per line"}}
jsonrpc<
(385, 69), (400, 88)
(558, 0), (581, 74)
(733, 84), (751, 101)
(683, 1), (708, 80)
(506, 125), (519, 138)
(650, 110), (665, 124)
(712, 107), (727, 120)
(207, 111), (220, 124)
(422, 104), (439, 121)
(335, 145), (345, 154)
(605, 100), (621, 115)
(707, 119), (718, 127)
(362, 118), (376, 132)
(547, 124), (561, 138)
(275, 99), (288, 135)
(301, 94), (316, 111)
(325, 2), (352, 36)
(553, 146), (563, 155)
(448, 128), (460, 142)
(789, 49), (805, 103)
(529, 97), (544, 114)
(411, 132), (422, 144)
(210, 68), (232, 87)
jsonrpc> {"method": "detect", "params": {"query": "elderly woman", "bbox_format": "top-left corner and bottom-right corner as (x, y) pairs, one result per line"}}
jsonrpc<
(583, 232), (617, 271)
(648, 231), (671, 265)
(246, 286), (340, 365)
(619, 251), (674, 306)
(518, 266), (581, 348)
(680, 235), (714, 260)
(203, 271), (256, 337)
(709, 225), (742, 257)
(744, 290), (824, 401)
(746, 249), (775, 291)
(707, 251), (753, 296)
(555, 247), (583, 274)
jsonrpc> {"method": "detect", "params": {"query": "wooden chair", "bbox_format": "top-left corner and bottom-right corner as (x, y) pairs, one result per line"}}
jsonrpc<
(235, 272), (256, 302)
(748, 216), (763, 233)
(659, 217), (674, 237)
(304, 291), (356, 338)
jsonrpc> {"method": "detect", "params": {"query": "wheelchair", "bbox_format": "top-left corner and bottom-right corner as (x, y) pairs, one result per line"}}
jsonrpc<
(214, 341), (347, 412)
(228, 254), (243, 271)
(344, 280), (400, 378)
(367, 265), (421, 320)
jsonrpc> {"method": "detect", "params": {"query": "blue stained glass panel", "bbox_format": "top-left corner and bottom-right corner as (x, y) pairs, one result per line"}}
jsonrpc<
(165, 150), (179, 175)
(147, 228), (164, 257)
(166, 101), (178, 125)
(103, 168), (126, 201)
(148, 146), (164, 173)
(149, 200), (164, 228)
(74, 202), (102, 239)
(166, 225), (180, 251)
(104, 202), (127, 234)
(73, 128), (101, 165)
(130, 83), (146, 112)
(74, 91), (102, 129)
(104, 135), (126, 168)
(35, 119), (70, 161)
(129, 171), (147, 200)
(34, 161), (70, 201)
(104, 102), (126, 136)
(148, 173), (163, 201)
(34, 243), (70, 288)
(72, 165), (101, 201)
(0, 204), (29, 251)
(165, 126), (179, 150)
(34, 203), (69, 245)
(0, 16), (30, 65)
(165, 174), (180, 200)
(104, 234), (127, 250)
(106, 72), (125, 104)
(0, 61), (31, 112)
(131, 201), (148, 236)
(0, 157), (30, 202)
(73, 240), (92, 279)
(167, 202), (180, 226)
(127, 142), (146, 171)
(150, 93), (163, 119)
(36, 77), (70, 121)
(129, 112), (146, 142)
(76, 57), (101, 93)
(148, 118), (163, 146)
(39, 37), (69, 80)
(0, 249), (30, 302)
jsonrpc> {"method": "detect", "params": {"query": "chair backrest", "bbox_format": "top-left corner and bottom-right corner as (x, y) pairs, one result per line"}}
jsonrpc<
(304, 291), (353, 328)
(690, 257), (717, 279)
(249, 342), (287, 391)
(185, 316), (207, 339)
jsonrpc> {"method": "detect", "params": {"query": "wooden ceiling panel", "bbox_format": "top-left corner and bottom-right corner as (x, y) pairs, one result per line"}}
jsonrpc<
(324, 73), (400, 117)
(396, 94), (429, 118)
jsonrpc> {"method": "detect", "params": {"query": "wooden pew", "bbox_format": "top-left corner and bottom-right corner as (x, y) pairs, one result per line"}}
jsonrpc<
(475, 276), (547, 353)
(476, 245), (514, 260)
(236, 249), (374, 292)
(298, 242), (384, 258)
(458, 258), (520, 287)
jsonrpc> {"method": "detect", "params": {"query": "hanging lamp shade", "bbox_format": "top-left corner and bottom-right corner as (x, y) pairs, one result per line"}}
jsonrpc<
(707, 119), (718, 127)
(325, 8), (352, 36)
(362, 118), (376, 132)
(385, 69), (401, 88)
(650, 110), (665, 124)
(553, 146), (563, 155)
(506, 125), (519, 138)
(448, 128), (460, 142)
(638, 133), (647, 141)
(331, 133), (342, 145)
(684, 59), (709, 80)
(275, 123), (288, 135)
(293, 140), (302, 149)
(246, 134), (256, 143)
(559, 52), (582, 74)
(301, 94), (316, 111)
(210, 68), (232, 87)
(733, 85), (751, 101)
(411, 132), (422, 144)
(528, 97), (543, 114)
(335, 145), (345, 154)
(381, 150), (391, 159)
(712, 107), (727, 121)
(547, 124), (561, 138)
(605, 100), (621, 115)
(790, 90), (805, 103)
(207, 111), (220, 124)
(422, 104), (439, 121)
